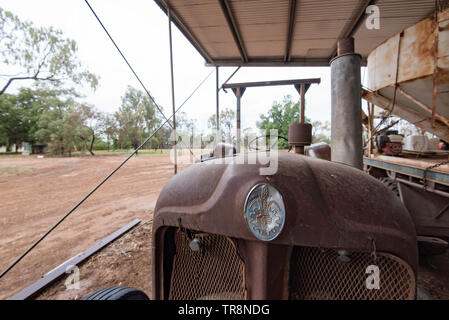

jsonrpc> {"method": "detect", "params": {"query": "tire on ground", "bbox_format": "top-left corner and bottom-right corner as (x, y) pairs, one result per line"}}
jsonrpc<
(82, 286), (149, 300)
(378, 177), (400, 198)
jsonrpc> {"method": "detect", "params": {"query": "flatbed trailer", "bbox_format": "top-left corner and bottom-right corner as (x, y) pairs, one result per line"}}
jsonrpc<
(364, 154), (449, 239)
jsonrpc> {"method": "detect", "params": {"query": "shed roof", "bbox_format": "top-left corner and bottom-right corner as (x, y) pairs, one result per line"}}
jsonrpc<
(154, 0), (445, 66)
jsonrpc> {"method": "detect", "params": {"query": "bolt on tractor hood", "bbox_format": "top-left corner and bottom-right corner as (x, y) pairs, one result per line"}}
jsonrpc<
(153, 152), (418, 270)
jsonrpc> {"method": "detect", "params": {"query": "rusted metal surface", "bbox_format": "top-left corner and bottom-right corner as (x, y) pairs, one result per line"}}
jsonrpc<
(398, 183), (449, 238)
(417, 236), (448, 256)
(168, 230), (246, 300)
(365, 8), (449, 140)
(362, 89), (449, 142)
(290, 247), (416, 300)
(337, 37), (355, 55)
(152, 152), (418, 299)
(367, 154), (449, 177)
(288, 123), (312, 154)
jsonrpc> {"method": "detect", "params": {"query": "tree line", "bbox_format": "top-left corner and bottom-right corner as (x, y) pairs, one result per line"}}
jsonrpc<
(0, 7), (174, 155)
(0, 85), (175, 155)
(0, 7), (330, 155)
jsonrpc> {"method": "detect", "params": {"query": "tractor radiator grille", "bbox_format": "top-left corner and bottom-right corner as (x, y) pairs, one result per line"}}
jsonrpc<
(168, 230), (246, 300)
(290, 247), (415, 300)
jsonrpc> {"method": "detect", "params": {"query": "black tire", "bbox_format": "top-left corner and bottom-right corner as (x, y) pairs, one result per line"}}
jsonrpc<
(378, 177), (400, 198)
(82, 286), (149, 300)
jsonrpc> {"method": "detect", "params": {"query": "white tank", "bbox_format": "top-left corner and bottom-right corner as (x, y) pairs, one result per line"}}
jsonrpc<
(403, 135), (429, 152)
(428, 138), (440, 151)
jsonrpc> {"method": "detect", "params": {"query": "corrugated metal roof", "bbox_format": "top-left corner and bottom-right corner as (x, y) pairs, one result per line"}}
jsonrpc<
(154, 0), (448, 66)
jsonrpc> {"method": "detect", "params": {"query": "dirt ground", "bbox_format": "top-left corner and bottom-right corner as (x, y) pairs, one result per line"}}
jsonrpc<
(0, 154), (182, 300)
(36, 218), (154, 300)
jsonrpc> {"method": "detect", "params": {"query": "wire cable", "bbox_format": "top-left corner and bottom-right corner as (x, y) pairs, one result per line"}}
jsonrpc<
(0, 69), (210, 280)
(0, 4), (215, 279)
(84, 0), (200, 161)
(0, 116), (169, 280)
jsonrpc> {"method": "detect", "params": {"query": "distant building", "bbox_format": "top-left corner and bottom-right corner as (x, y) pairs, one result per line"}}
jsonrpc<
(32, 145), (47, 154)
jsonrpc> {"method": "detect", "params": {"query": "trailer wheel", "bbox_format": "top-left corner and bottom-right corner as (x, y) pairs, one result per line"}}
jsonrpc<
(82, 286), (149, 300)
(378, 177), (399, 197)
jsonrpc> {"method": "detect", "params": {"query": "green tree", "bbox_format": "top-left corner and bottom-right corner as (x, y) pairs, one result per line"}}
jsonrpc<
(0, 93), (27, 151)
(115, 86), (160, 151)
(257, 95), (309, 149)
(154, 126), (171, 150)
(34, 100), (73, 155)
(0, 7), (98, 95)
(208, 108), (236, 143)
(100, 113), (119, 151)
(0, 86), (76, 151)
(69, 103), (103, 155)
(149, 136), (159, 151)
(312, 120), (331, 144)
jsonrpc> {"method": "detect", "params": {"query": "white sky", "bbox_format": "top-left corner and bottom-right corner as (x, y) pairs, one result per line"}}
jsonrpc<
(0, 0), (336, 134)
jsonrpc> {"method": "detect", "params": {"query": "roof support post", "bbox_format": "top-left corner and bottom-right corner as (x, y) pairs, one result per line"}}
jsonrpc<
(232, 87), (246, 153)
(330, 38), (363, 169)
(216, 66), (220, 133)
(293, 83), (307, 123)
(300, 83), (305, 124)
(168, 8), (177, 174)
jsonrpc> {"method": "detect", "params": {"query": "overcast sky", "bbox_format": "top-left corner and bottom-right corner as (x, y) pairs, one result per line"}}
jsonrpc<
(0, 0), (343, 134)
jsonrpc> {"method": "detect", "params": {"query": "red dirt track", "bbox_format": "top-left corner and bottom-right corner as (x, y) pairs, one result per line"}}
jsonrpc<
(0, 154), (179, 299)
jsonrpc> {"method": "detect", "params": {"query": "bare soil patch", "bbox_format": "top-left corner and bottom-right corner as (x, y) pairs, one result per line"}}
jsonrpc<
(0, 154), (180, 299)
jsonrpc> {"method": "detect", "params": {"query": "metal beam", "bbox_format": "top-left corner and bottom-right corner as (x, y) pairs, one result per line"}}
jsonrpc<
(364, 157), (449, 187)
(223, 78), (320, 89)
(294, 83), (312, 95)
(155, 0), (214, 64)
(218, 0), (248, 62)
(207, 57), (368, 67)
(396, 86), (449, 129)
(9, 219), (141, 300)
(284, 0), (297, 62)
(362, 89), (449, 143)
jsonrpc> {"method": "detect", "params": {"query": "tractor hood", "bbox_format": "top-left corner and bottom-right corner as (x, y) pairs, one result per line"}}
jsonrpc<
(154, 152), (417, 269)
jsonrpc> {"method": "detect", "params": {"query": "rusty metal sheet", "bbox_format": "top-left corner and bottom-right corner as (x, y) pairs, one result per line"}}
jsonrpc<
(153, 152), (418, 271)
(362, 89), (449, 142)
(365, 8), (449, 140)
(399, 183), (449, 238)
(367, 13), (444, 90)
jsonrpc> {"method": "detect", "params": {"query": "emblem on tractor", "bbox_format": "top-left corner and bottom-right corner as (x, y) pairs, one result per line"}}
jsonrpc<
(244, 183), (285, 241)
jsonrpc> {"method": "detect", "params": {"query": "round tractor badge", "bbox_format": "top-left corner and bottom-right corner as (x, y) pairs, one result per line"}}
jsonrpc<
(244, 183), (285, 241)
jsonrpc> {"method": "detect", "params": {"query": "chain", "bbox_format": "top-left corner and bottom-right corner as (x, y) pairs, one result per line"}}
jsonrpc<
(423, 160), (449, 190)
